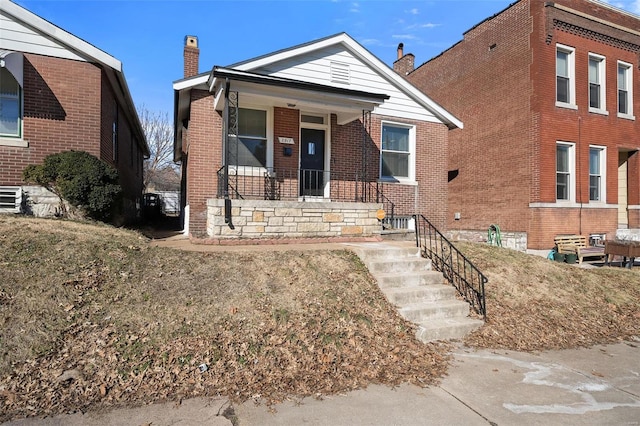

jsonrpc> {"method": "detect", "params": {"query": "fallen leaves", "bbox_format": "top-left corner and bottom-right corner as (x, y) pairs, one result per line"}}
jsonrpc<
(457, 242), (640, 351)
(0, 217), (451, 422)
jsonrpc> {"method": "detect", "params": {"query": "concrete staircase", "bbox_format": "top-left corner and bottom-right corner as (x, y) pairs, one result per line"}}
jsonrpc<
(348, 242), (483, 342)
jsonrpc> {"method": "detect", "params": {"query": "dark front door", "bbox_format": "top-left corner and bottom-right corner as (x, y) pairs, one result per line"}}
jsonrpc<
(300, 128), (325, 197)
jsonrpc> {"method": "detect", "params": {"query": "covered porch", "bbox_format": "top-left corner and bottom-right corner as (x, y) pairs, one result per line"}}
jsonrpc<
(202, 67), (398, 240)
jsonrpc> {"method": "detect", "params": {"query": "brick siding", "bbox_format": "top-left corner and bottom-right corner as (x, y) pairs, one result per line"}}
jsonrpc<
(408, 0), (640, 248)
(0, 53), (145, 222)
(186, 105), (450, 236)
(183, 89), (219, 236)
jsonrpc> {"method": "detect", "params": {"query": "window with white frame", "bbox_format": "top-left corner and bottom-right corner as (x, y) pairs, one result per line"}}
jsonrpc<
(231, 107), (267, 167)
(588, 54), (606, 112)
(0, 67), (21, 138)
(589, 146), (606, 202)
(618, 61), (633, 118)
(380, 123), (414, 181)
(556, 142), (575, 202)
(556, 45), (575, 107)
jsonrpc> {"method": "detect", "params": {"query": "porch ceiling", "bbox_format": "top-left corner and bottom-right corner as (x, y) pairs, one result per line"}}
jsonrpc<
(209, 66), (389, 125)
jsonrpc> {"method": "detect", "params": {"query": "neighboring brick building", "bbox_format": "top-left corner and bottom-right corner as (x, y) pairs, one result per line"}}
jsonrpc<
(173, 33), (461, 240)
(0, 0), (148, 221)
(405, 0), (640, 249)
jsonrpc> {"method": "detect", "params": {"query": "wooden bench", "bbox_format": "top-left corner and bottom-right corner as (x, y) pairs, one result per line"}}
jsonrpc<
(554, 235), (606, 264)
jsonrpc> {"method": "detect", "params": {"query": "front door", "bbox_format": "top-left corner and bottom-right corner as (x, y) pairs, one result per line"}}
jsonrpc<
(300, 128), (325, 197)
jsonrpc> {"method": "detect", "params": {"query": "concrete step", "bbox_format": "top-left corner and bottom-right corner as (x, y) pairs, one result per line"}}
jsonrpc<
(414, 317), (484, 342)
(347, 241), (483, 343)
(367, 258), (430, 274)
(382, 285), (456, 305)
(398, 299), (470, 322)
(374, 270), (444, 288)
(351, 245), (421, 263)
(380, 230), (416, 241)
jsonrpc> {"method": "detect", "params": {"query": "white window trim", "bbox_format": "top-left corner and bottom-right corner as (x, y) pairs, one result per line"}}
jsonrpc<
(379, 121), (416, 183)
(0, 53), (25, 145)
(588, 53), (608, 115)
(225, 105), (273, 175)
(556, 141), (575, 203)
(617, 61), (635, 120)
(556, 44), (576, 109)
(589, 145), (606, 203)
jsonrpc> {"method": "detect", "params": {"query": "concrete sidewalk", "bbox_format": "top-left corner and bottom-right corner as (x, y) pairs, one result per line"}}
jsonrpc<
(234, 340), (640, 425)
(5, 340), (639, 426)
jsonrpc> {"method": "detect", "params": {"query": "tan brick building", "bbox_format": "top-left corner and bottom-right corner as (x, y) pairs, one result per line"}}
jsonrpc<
(405, 0), (640, 249)
(173, 33), (461, 240)
(0, 0), (148, 221)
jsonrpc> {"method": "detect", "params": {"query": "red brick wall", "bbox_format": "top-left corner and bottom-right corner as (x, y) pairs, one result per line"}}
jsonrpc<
(529, 208), (618, 248)
(99, 70), (144, 220)
(184, 45), (200, 78)
(0, 53), (144, 222)
(408, 0), (640, 248)
(393, 54), (415, 77)
(408, 0), (533, 235)
(185, 89), (219, 236)
(0, 54), (102, 185)
(331, 114), (449, 229)
(186, 105), (450, 235)
(273, 107), (299, 171)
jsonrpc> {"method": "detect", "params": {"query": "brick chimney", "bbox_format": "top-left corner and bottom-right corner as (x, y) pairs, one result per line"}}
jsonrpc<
(184, 35), (199, 78)
(393, 42), (415, 77)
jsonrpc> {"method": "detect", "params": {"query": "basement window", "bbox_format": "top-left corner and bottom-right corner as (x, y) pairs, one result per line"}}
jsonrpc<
(0, 186), (21, 213)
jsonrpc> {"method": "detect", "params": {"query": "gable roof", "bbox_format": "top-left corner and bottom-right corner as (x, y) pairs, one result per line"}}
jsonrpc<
(0, 0), (149, 155)
(231, 33), (462, 130)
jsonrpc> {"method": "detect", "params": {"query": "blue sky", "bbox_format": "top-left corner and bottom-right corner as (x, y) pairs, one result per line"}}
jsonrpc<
(14, 0), (640, 116)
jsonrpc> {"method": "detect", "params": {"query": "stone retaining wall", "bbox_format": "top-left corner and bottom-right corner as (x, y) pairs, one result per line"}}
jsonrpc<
(447, 229), (528, 252)
(206, 199), (383, 240)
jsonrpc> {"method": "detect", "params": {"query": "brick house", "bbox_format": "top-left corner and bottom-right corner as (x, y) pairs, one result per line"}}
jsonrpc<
(404, 0), (640, 250)
(173, 33), (461, 241)
(0, 0), (148, 221)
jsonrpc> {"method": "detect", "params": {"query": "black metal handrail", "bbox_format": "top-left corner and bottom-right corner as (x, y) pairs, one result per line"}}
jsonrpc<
(215, 166), (399, 228)
(414, 214), (487, 319)
(359, 179), (395, 227)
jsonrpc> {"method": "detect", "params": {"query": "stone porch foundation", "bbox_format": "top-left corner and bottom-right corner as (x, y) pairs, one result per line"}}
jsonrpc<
(206, 199), (383, 241)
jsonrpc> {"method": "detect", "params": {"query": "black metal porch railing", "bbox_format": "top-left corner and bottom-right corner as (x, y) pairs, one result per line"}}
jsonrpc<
(216, 166), (396, 223)
(414, 214), (487, 319)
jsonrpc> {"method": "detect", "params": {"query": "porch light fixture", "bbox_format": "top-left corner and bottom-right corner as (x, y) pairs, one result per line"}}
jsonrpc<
(287, 103), (296, 108)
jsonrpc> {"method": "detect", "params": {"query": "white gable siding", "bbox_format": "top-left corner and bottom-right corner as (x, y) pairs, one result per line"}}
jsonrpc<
(252, 45), (440, 124)
(0, 11), (86, 62)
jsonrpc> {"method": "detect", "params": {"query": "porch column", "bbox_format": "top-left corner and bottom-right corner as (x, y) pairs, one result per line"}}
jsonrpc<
(223, 80), (239, 226)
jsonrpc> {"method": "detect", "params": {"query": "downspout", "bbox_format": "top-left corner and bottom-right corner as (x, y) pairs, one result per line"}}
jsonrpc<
(223, 78), (233, 227)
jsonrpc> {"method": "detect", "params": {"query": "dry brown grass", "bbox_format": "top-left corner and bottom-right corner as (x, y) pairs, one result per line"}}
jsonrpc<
(457, 242), (640, 351)
(3, 217), (639, 421)
(0, 216), (450, 421)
